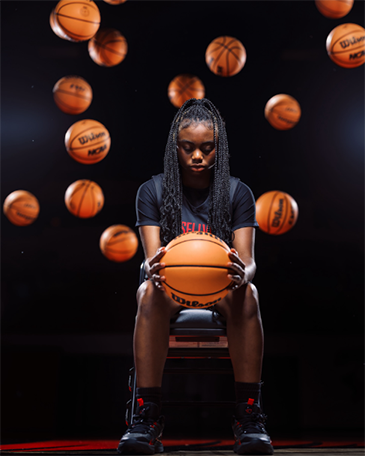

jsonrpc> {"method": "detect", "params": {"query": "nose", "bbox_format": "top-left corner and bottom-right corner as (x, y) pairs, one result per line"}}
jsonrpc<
(191, 148), (203, 161)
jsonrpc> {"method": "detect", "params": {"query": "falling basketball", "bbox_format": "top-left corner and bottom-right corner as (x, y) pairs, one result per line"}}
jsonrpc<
(315, 0), (354, 19)
(205, 36), (246, 77)
(53, 75), (93, 115)
(160, 231), (234, 308)
(64, 179), (104, 218)
(50, 8), (72, 41)
(54, 0), (100, 42)
(103, 0), (127, 4)
(100, 225), (138, 262)
(3, 190), (40, 226)
(88, 28), (128, 67)
(264, 94), (301, 130)
(255, 191), (298, 235)
(65, 119), (111, 164)
(167, 74), (205, 108)
(326, 23), (365, 68)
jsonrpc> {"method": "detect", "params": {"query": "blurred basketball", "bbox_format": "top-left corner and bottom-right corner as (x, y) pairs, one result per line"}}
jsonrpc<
(65, 119), (111, 164)
(326, 23), (365, 68)
(167, 74), (205, 108)
(160, 231), (234, 308)
(205, 36), (246, 77)
(315, 0), (354, 18)
(264, 94), (301, 130)
(49, 8), (72, 41)
(3, 190), (40, 226)
(255, 191), (298, 235)
(54, 0), (100, 42)
(103, 0), (127, 4)
(64, 179), (104, 218)
(53, 75), (93, 115)
(100, 225), (138, 262)
(88, 28), (128, 67)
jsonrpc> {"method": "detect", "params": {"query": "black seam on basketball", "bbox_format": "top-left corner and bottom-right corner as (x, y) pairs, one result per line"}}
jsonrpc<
(76, 181), (91, 217)
(55, 98), (88, 113)
(68, 182), (87, 200)
(331, 30), (364, 51)
(318, 0), (352, 19)
(277, 194), (289, 234)
(164, 282), (230, 297)
(164, 265), (230, 270)
(167, 238), (228, 251)
(212, 45), (228, 73)
(56, 11), (100, 25)
(267, 192), (279, 234)
(92, 39), (127, 57)
(56, 21), (99, 39)
(55, 89), (92, 101)
(330, 44), (365, 55)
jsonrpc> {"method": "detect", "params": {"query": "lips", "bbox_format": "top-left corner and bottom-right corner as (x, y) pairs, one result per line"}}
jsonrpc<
(190, 165), (206, 171)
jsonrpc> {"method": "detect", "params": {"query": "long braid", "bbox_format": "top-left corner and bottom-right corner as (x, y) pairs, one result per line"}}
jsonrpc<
(160, 98), (232, 246)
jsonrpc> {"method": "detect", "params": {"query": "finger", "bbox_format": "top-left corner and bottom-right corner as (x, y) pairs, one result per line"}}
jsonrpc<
(150, 262), (166, 273)
(227, 262), (244, 275)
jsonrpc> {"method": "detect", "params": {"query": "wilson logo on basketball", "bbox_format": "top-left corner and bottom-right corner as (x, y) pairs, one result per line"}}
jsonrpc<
(69, 84), (86, 92)
(80, 6), (89, 16)
(88, 144), (107, 156)
(78, 131), (106, 145)
(340, 35), (365, 48)
(171, 293), (222, 308)
(271, 199), (284, 227)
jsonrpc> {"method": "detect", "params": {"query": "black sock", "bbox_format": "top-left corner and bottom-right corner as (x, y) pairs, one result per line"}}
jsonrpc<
(136, 387), (162, 414)
(235, 381), (261, 405)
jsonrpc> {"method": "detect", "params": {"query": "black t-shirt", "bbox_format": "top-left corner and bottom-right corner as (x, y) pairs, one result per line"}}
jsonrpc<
(135, 173), (258, 234)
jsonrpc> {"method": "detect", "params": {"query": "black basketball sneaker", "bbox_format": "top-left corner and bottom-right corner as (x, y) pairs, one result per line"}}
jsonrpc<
(117, 401), (164, 455)
(232, 399), (274, 455)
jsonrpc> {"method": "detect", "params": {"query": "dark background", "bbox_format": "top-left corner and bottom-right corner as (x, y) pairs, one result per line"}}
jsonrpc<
(1, 0), (364, 443)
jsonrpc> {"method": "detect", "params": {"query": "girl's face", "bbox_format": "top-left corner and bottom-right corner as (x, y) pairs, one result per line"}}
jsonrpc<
(177, 122), (216, 188)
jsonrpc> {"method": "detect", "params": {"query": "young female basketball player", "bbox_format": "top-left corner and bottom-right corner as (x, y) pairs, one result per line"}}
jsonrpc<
(117, 98), (274, 455)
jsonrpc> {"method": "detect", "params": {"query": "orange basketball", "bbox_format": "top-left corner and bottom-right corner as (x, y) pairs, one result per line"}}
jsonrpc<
(88, 28), (128, 67)
(64, 179), (104, 218)
(167, 74), (205, 108)
(205, 36), (246, 77)
(255, 191), (298, 235)
(100, 225), (139, 262)
(264, 94), (301, 130)
(160, 231), (234, 309)
(103, 0), (127, 4)
(65, 119), (111, 164)
(3, 190), (40, 226)
(315, 0), (354, 19)
(53, 75), (93, 115)
(49, 8), (72, 41)
(54, 0), (100, 42)
(326, 23), (365, 68)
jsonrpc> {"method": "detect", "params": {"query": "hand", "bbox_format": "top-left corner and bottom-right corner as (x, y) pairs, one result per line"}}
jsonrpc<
(145, 247), (166, 291)
(227, 248), (247, 291)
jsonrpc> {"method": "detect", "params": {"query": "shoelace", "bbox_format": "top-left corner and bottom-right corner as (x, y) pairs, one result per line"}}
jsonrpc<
(128, 408), (157, 434)
(236, 413), (268, 434)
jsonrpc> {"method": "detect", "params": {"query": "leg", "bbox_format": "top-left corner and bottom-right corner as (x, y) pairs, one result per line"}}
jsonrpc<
(118, 281), (181, 455)
(215, 284), (273, 455)
(214, 283), (263, 382)
(134, 279), (181, 387)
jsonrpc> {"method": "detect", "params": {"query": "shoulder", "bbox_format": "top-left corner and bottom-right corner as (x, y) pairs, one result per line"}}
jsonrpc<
(138, 173), (164, 194)
(230, 176), (255, 201)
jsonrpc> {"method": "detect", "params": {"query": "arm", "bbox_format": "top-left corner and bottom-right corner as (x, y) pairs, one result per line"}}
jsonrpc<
(139, 225), (166, 291)
(228, 226), (257, 289)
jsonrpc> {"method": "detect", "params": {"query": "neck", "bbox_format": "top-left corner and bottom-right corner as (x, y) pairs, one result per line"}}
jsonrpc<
(181, 170), (212, 189)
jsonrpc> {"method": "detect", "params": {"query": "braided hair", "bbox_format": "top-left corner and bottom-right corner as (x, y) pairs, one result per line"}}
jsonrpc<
(160, 98), (232, 246)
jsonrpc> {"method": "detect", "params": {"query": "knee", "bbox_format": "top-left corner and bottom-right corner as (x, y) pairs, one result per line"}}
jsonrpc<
(136, 280), (155, 314)
(242, 283), (260, 319)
